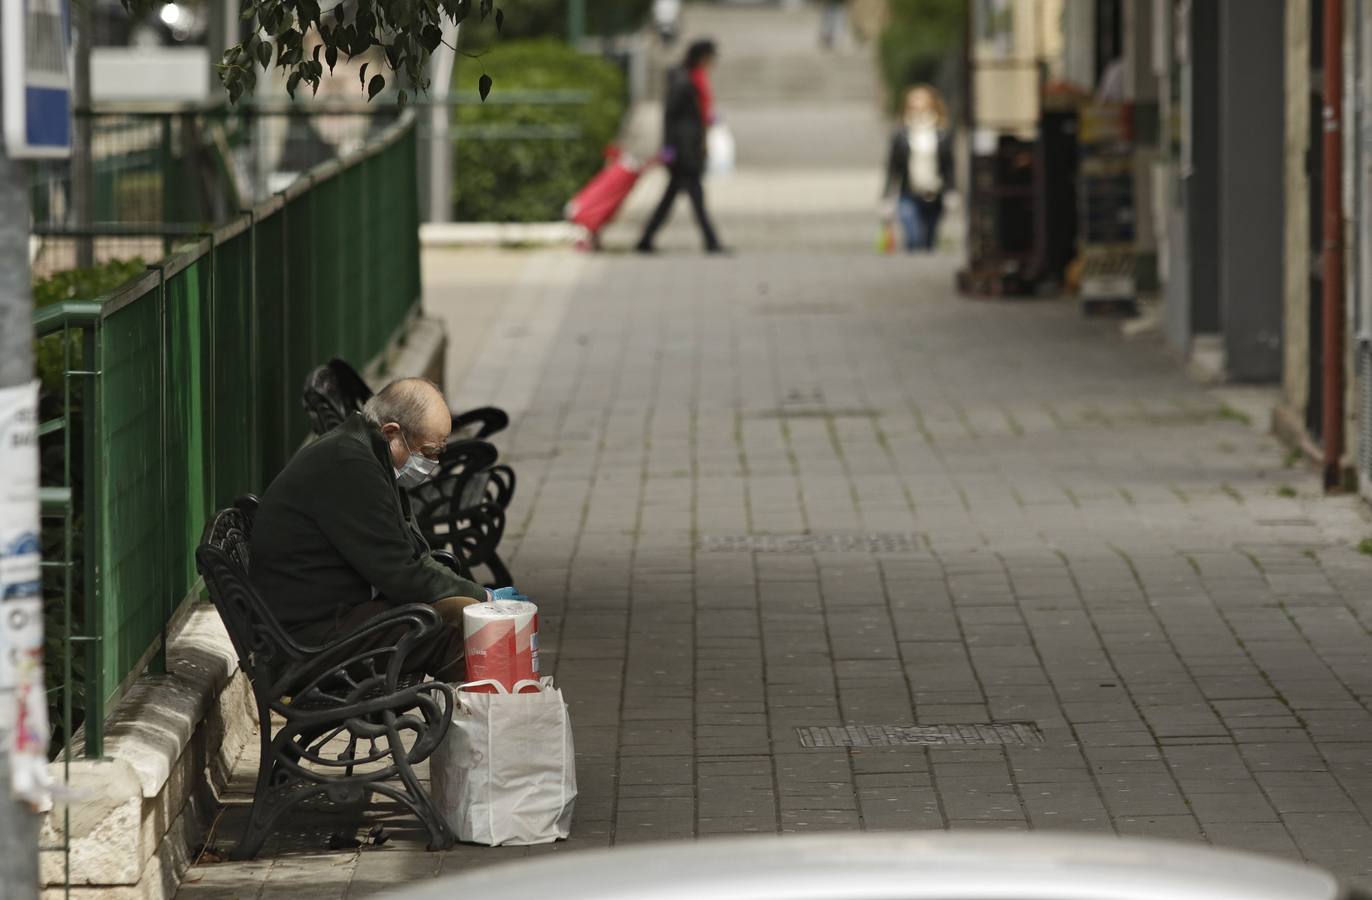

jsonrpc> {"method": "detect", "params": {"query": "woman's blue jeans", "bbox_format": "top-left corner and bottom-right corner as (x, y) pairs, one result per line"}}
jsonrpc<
(897, 194), (942, 252)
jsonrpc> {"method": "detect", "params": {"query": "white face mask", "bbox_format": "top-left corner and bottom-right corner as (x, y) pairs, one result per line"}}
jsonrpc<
(394, 429), (441, 489)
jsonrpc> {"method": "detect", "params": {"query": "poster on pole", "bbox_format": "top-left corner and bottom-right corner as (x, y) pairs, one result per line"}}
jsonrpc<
(2, 0), (73, 159)
(0, 381), (50, 807)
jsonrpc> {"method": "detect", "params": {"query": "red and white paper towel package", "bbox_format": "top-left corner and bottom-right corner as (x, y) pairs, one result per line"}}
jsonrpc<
(463, 599), (540, 691)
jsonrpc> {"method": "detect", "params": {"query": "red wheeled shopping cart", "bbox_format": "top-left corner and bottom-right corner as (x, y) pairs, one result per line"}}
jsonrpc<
(566, 147), (651, 250)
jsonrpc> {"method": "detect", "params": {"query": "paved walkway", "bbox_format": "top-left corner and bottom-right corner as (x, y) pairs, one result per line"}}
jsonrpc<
(181, 4), (1372, 898)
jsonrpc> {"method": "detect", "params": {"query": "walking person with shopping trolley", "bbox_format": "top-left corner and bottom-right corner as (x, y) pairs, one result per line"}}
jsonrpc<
(636, 39), (729, 255)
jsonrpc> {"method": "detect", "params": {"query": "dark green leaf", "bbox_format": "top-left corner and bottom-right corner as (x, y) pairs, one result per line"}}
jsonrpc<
(495, 7), (503, 32)
(368, 73), (385, 100)
(325, 44), (338, 72)
(421, 24), (443, 52)
(478, 72), (492, 101)
(334, 3), (344, 22)
(360, 62), (369, 85)
(257, 40), (271, 69)
(350, 27), (371, 55)
(287, 70), (302, 97)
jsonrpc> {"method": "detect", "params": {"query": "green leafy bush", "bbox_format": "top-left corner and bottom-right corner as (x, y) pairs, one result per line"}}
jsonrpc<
(34, 256), (146, 308)
(878, 0), (965, 112)
(34, 257), (145, 394)
(453, 40), (626, 222)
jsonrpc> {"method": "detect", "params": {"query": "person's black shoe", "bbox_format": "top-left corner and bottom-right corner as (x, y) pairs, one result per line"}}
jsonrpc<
(635, 242), (657, 254)
(706, 244), (733, 256)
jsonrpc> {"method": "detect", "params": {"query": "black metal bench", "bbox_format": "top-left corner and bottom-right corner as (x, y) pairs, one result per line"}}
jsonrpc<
(196, 501), (457, 858)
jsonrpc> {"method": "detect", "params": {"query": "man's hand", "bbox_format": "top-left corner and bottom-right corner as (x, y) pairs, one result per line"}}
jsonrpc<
(491, 586), (530, 602)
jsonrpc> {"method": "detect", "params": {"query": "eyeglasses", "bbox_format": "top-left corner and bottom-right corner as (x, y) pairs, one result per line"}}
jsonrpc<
(400, 427), (447, 462)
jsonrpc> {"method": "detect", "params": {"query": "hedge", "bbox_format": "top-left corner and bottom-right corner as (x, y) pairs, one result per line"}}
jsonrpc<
(877, 0), (965, 113)
(453, 39), (625, 222)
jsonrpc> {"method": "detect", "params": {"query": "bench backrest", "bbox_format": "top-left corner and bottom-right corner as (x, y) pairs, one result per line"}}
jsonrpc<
(302, 358), (372, 436)
(195, 504), (302, 694)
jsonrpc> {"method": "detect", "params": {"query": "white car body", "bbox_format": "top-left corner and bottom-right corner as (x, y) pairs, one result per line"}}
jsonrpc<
(378, 832), (1349, 900)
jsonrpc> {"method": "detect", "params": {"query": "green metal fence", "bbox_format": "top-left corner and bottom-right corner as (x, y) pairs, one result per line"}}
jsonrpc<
(34, 115), (421, 757)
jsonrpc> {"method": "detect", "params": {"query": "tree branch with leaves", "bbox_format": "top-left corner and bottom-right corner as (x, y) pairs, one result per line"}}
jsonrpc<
(119, 0), (502, 104)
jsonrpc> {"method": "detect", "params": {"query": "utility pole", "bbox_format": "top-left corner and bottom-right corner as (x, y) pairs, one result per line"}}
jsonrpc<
(0, 81), (43, 900)
(567, 0), (586, 47)
(72, 0), (93, 266)
(420, 20), (461, 223)
(1, 3), (47, 898)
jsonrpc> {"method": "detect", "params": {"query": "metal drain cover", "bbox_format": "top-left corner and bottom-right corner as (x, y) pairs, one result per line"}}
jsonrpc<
(797, 723), (1043, 749)
(698, 533), (921, 553)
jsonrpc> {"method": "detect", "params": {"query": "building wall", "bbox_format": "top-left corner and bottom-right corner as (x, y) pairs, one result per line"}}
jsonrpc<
(971, 0), (1045, 136)
(1188, 0), (1222, 336)
(1124, 0), (1159, 288)
(1283, 0), (1312, 416)
(1348, 0), (1368, 486)
(1061, 0), (1096, 88)
(1216, 0), (1285, 382)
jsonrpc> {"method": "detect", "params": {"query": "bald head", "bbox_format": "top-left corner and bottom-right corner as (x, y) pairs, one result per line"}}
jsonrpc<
(362, 378), (451, 467)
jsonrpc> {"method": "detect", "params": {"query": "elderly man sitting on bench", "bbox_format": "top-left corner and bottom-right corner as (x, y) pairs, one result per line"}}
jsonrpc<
(252, 377), (523, 682)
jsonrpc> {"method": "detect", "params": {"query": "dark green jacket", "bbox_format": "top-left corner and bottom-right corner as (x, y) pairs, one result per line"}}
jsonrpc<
(251, 412), (485, 635)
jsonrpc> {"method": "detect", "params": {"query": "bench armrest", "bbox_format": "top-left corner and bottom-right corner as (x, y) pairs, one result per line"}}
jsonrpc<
(437, 438), (500, 479)
(272, 602), (442, 703)
(452, 406), (509, 439)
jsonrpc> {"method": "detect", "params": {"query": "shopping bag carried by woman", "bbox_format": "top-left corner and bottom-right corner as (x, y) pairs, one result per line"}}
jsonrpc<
(429, 677), (577, 846)
(706, 122), (735, 177)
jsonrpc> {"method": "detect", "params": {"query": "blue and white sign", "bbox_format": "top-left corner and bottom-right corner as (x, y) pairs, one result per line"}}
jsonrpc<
(2, 0), (72, 159)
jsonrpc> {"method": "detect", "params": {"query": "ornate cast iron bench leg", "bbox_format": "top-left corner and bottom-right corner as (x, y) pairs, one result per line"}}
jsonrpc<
(232, 701), (332, 860)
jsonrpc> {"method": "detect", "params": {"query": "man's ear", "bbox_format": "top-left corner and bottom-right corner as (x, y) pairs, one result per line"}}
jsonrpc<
(379, 422), (402, 440)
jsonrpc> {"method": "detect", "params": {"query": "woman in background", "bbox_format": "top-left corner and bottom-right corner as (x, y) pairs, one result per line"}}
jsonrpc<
(882, 84), (953, 252)
(636, 39), (726, 254)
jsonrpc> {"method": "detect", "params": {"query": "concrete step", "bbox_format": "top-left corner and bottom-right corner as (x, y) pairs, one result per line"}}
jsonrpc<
(713, 55), (880, 104)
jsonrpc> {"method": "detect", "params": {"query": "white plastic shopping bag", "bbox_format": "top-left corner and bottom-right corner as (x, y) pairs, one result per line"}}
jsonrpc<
(706, 122), (736, 177)
(429, 677), (576, 846)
